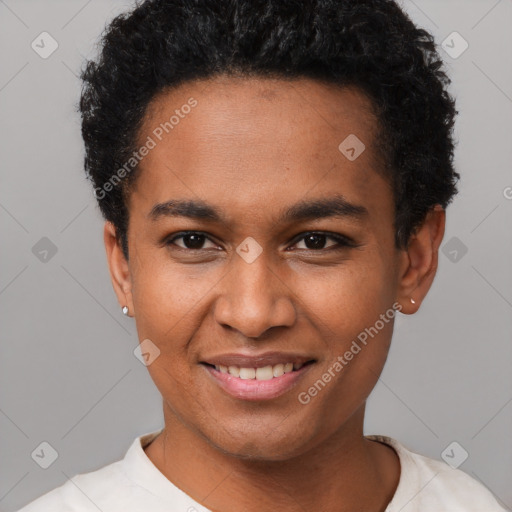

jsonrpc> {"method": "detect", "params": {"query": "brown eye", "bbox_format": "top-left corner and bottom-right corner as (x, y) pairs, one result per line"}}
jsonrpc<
(296, 234), (336, 250)
(166, 232), (218, 250)
(290, 232), (356, 251)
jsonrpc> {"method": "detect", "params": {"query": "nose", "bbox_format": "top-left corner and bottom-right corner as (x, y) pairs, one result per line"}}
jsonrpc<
(213, 250), (296, 339)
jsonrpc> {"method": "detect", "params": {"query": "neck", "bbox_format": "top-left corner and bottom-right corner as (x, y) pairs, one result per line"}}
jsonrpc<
(144, 403), (400, 512)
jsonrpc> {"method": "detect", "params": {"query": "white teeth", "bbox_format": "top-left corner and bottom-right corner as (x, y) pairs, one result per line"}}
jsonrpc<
(273, 363), (284, 377)
(213, 362), (308, 380)
(228, 365), (240, 377)
(255, 365), (274, 380)
(239, 367), (256, 380)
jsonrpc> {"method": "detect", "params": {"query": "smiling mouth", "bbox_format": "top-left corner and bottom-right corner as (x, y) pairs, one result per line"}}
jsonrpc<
(201, 360), (316, 380)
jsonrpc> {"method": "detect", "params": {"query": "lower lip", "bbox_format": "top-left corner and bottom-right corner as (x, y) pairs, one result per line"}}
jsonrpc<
(202, 363), (314, 401)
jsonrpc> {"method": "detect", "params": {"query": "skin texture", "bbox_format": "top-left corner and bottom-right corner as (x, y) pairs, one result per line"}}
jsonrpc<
(104, 76), (446, 512)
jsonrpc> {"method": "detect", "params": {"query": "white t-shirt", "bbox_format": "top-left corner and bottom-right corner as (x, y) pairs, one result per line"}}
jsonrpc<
(17, 430), (506, 512)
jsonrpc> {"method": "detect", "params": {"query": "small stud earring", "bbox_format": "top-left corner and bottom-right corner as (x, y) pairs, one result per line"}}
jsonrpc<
(410, 298), (416, 305)
(122, 306), (129, 316)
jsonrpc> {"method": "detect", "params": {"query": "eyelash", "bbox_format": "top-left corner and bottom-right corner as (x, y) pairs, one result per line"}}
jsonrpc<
(164, 231), (358, 253)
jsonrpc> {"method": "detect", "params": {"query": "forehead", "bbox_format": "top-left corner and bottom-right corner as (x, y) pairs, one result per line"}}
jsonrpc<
(130, 76), (391, 225)
(142, 76), (380, 154)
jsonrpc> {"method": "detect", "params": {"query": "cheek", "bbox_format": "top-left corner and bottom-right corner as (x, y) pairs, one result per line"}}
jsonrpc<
(129, 257), (230, 380)
(295, 263), (398, 423)
(131, 255), (219, 326)
(293, 256), (396, 334)
(130, 265), (202, 396)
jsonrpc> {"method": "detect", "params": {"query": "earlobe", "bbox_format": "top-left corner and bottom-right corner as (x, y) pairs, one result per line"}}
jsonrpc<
(103, 222), (135, 316)
(396, 205), (446, 314)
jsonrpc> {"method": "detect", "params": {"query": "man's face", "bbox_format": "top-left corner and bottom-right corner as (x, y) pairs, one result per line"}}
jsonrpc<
(123, 76), (403, 460)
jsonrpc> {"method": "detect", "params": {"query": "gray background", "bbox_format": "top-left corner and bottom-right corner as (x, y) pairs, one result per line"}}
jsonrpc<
(1, 0), (511, 510)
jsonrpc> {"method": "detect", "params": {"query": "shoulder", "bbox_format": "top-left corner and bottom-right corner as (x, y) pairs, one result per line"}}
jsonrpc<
(367, 435), (507, 512)
(16, 459), (128, 512)
(15, 430), (161, 512)
(15, 430), (173, 512)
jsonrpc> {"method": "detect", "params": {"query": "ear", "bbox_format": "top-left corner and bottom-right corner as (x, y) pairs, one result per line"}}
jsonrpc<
(103, 221), (135, 317)
(396, 205), (446, 314)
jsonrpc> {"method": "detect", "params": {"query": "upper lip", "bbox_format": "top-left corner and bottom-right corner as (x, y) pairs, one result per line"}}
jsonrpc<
(201, 351), (316, 369)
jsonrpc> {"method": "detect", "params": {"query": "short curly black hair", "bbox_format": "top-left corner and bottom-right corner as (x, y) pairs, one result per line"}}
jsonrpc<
(80, 0), (459, 260)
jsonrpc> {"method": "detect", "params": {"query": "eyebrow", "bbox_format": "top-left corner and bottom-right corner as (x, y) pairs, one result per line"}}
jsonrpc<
(148, 195), (368, 224)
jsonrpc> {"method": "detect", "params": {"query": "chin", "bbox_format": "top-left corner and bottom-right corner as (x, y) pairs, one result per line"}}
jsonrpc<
(204, 423), (316, 462)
